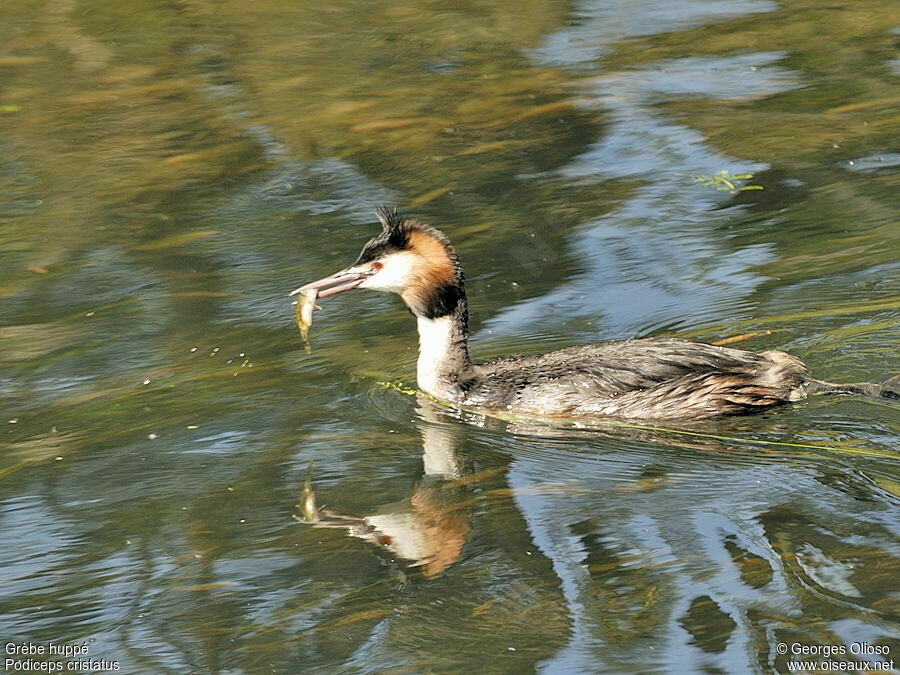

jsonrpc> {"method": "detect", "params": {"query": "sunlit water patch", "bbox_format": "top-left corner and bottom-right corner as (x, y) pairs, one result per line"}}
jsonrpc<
(528, 0), (778, 68)
(487, 53), (801, 340)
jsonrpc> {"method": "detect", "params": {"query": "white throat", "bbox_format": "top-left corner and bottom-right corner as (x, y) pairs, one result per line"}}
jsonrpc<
(415, 315), (457, 397)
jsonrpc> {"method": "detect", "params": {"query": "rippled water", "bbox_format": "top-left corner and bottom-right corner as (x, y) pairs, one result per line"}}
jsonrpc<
(1, 0), (898, 672)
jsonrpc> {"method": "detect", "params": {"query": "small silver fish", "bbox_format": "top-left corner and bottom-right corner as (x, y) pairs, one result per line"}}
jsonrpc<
(294, 288), (318, 354)
(295, 460), (318, 523)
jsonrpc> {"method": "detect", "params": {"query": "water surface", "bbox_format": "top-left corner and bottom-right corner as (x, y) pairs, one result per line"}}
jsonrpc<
(1, 0), (899, 672)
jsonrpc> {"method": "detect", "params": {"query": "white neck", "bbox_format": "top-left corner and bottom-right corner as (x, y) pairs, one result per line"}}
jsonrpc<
(415, 315), (460, 398)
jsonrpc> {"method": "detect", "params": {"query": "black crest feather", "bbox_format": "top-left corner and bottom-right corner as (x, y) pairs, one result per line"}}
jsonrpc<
(375, 204), (404, 233)
(354, 205), (410, 265)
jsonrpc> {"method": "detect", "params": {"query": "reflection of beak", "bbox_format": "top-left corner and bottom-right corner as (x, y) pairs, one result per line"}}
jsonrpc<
(289, 266), (372, 298)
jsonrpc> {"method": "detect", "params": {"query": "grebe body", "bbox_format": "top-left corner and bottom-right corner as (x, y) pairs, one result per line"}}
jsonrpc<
(293, 207), (898, 420)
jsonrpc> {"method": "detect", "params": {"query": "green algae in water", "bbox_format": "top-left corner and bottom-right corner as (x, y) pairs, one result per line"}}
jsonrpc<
(692, 170), (763, 194)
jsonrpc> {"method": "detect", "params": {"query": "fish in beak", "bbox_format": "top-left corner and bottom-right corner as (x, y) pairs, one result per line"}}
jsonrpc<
(290, 265), (375, 352)
(289, 266), (374, 299)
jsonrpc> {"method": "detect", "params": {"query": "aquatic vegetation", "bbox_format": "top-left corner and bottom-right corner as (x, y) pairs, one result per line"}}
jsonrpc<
(693, 170), (764, 193)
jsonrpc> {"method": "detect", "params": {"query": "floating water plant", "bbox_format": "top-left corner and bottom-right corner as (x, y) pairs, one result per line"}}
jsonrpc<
(693, 170), (763, 194)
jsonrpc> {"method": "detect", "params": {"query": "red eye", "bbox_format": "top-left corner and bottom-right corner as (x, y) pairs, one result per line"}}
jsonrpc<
(372, 261), (383, 271)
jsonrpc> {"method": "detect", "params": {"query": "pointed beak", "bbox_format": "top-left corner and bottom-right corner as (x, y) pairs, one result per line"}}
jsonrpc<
(289, 266), (372, 298)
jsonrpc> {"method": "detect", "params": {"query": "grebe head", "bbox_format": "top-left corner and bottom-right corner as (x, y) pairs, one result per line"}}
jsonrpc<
(292, 206), (465, 319)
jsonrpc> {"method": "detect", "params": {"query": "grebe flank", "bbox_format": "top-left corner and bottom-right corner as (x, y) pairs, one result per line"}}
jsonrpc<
(291, 207), (899, 420)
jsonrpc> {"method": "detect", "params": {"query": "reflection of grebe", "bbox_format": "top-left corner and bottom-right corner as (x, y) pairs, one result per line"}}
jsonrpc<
(294, 207), (899, 420)
(300, 488), (469, 579)
(296, 410), (470, 578)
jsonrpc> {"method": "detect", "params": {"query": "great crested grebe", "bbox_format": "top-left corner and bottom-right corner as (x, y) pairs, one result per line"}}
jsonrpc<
(292, 207), (899, 420)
